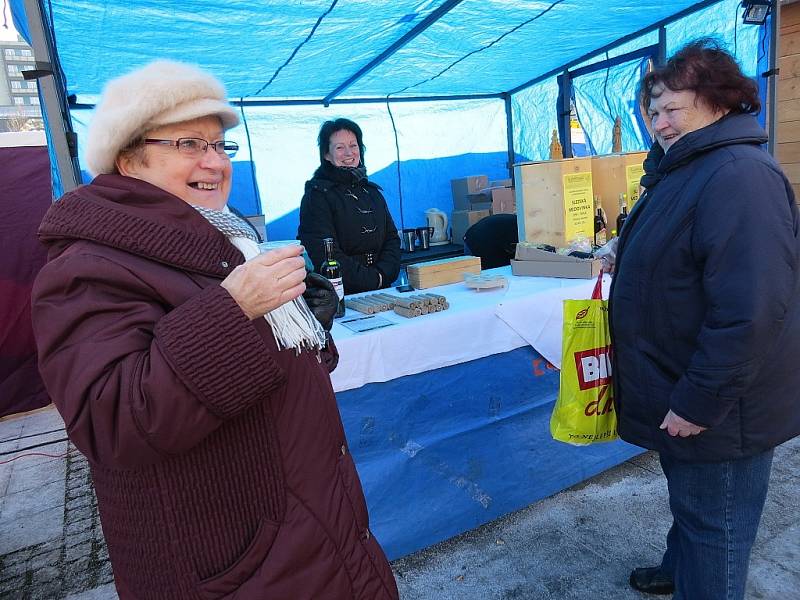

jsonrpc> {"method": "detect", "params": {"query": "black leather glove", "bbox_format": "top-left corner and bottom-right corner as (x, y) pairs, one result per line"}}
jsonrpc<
(303, 272), (339, 331)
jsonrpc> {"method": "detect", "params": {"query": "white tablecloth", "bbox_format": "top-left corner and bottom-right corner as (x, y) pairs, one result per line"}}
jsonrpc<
(330, 267), (610, 392)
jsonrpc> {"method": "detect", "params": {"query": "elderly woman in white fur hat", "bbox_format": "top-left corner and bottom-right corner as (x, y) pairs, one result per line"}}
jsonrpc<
(31, 60), (399, 600)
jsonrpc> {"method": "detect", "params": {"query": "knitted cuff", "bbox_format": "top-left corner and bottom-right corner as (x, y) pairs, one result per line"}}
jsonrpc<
(155, 285), (286, 420)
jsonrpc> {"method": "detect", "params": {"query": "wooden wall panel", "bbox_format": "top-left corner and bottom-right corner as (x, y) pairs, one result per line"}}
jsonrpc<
(778, 99), (800, 122)
(779, 54), (800, 81)
(782, 3), (800, 29)
(779, 3), (800, 202)
(781, 162), (800, 184)
(776, 141), (800, 163)
(776, 119), (800, 143)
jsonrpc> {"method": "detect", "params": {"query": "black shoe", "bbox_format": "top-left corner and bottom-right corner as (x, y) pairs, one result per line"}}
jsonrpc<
(629, 566), (675, 595)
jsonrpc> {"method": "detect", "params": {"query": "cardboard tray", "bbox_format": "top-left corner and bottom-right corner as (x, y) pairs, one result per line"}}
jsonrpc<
(511, 246), (600, 279)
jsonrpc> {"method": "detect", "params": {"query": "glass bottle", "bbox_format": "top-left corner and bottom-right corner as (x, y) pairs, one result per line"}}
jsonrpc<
(616, 193), (628, 235)
(320, 237), (345, 318)
(593, 203), (607, 247)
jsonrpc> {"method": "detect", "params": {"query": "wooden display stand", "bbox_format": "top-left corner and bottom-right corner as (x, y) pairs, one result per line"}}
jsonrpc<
(514, 157), (594, 247)
(407, 256), (481, 289)
(590, 152), (647, 231)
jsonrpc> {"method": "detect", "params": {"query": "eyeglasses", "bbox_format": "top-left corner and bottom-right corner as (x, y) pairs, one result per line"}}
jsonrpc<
(144, 137), (239, 158)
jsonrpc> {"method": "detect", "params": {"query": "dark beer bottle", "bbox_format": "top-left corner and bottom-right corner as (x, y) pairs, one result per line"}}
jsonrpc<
(616, 193), (628, 235)
(320, 237), (345, 318)
(616, 206), (629, 235)
(593, 207), (607, 247)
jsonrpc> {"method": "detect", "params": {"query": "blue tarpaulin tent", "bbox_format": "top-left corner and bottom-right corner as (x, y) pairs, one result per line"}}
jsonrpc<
(7, 0), (778, 558)
(10, 0), (771, 241)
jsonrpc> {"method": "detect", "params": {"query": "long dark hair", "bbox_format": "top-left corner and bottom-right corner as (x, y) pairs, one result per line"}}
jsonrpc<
(317, 118), (365, 166)
(640, 38), (760, 115)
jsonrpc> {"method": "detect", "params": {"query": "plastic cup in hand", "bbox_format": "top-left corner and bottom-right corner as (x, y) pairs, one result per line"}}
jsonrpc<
(258, 240), (312, 271)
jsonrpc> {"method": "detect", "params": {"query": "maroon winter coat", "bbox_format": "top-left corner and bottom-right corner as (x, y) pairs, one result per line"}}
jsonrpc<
(31, 175), (398, 600)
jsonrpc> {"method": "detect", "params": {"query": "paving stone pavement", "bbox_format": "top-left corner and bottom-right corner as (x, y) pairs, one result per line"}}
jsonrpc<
(1, 406), (797, 599)
(0, 407), (114, 600)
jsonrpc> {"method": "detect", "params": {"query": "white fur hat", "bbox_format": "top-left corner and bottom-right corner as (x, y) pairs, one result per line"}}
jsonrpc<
(85, 60), (240, 175)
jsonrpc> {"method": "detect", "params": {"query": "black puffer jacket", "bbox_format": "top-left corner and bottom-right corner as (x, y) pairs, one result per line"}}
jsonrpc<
(298, 161), (401, 294)
(610, 113), (800, 462)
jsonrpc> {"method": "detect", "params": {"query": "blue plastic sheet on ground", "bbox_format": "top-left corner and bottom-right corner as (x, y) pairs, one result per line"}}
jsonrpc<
(338, 345), (642, 559)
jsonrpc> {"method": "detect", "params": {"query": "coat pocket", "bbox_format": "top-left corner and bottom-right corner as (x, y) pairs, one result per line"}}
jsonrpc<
(197, 517), (281, 600)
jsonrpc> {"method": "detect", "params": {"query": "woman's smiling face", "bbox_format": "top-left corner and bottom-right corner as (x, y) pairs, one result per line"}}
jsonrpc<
(325, 128), (361, 168)
(116, 115), (232, 209)
(647, 84), (726, 152)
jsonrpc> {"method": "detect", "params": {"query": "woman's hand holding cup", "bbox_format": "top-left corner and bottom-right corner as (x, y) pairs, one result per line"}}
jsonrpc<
(221, 245), (307, 320)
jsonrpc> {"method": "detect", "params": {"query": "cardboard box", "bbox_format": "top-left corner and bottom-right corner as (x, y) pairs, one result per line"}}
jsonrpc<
(407, 255), (482, 289)
(466, 187), (515, 214)
(590, 152), (646, 233)
(451, 175), (489, 210)
(451, 209), (490, 243)
(488, 186), (515, 214)
(467, 199), (493, 212)
(511, 246), (600, 279)
(489, 178), (512, 188)
(514, 157), (594, 248)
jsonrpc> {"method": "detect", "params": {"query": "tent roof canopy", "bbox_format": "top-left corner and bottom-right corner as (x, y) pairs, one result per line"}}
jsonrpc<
(36, 0), (725, 105)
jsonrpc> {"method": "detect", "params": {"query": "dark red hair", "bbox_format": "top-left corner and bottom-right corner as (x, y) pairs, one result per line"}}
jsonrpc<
(640, 38), (760, 115)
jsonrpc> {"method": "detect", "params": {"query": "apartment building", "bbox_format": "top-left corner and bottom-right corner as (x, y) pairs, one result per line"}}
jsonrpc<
(0, 37), (42, 132)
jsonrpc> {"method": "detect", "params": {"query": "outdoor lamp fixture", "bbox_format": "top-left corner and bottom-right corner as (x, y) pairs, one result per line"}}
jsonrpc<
(741, 0), (771, 25)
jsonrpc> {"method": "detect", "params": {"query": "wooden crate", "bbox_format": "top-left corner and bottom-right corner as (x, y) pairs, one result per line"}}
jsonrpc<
(514, 157), (594, 247)
(407, 256), (482, 289)
(590, 152), (647, 232)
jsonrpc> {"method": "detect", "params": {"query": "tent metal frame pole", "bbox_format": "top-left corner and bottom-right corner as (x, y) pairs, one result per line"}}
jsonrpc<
(767, 0), (780, 156)
(71, 92), (503, 110)
(507, 0), (723, 96)
(503, 93), (515, 181)
(568, 44), (659, 79)
(557, 71), (572, 159)
(657, 26), (667, 65)
(322, 0), (465, 105)
(23, 0), (80, 194)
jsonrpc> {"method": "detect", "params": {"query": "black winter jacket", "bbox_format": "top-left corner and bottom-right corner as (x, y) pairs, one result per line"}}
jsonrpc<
(610, 113), (800, 461)
(298, 161), (401, 294)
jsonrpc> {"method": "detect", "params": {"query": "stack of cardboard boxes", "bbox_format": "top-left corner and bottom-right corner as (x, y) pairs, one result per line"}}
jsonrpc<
(450, 175), (516, 243)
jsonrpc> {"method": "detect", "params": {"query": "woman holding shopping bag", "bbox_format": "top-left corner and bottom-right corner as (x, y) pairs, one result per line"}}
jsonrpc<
(609, 39), (800, 599)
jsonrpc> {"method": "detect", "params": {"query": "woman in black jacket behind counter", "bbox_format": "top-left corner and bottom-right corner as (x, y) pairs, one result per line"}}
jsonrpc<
(298, 118), (401, 294)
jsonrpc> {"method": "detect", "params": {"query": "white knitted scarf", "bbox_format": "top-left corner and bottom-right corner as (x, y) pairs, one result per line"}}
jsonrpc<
(193, 205), (326, 353)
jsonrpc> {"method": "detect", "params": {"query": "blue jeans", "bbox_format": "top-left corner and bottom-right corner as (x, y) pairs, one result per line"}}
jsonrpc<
(658, 449), (774, 600)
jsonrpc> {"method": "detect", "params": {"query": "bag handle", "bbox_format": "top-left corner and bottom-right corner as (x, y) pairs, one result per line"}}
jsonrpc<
(591, 270), (604, 300)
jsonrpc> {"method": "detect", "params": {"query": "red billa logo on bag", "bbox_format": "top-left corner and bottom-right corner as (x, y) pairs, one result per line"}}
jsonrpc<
(573, 345), (612, 391)
(585, 384), (614, 416)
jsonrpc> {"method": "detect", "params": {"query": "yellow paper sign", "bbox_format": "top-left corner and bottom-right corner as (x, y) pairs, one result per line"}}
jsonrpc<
(563, 172), (594, 243)
(625, 164), (644, 208)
